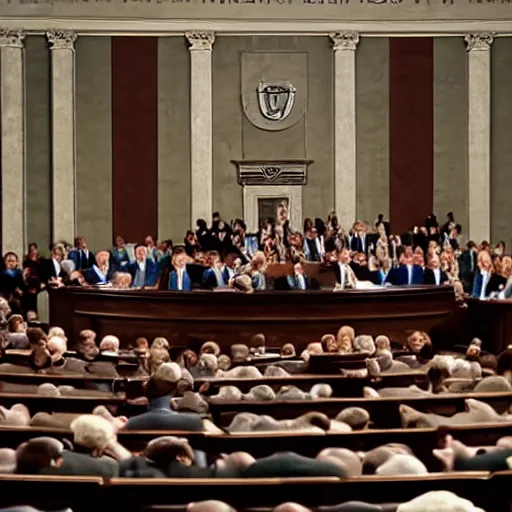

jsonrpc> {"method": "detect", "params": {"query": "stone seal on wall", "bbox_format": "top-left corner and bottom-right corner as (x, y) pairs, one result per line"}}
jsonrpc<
(242, 52), (307, 132)
(257, 81), (296, 122)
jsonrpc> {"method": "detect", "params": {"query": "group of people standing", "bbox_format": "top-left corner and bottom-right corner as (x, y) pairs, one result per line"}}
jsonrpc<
(0, 208), (507, 318)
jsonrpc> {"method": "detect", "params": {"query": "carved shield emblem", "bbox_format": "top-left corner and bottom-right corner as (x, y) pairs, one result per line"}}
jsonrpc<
(257, 82), (296, 122)
(261, 166), (282, 182)
(241, 52), (307, 132)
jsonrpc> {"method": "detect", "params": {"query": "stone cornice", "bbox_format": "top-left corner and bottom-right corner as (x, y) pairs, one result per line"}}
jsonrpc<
(186, 31), (215, 51)
(0, 29), (24, 49)
(465, 32), (494, 51)
(0, 19), (512, 35)
(47, 30), (77, 51)
(330, 32), (360, 51)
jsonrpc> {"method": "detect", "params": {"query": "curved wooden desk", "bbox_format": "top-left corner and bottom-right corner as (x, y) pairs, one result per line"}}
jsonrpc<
(467, 297), (512, 354)
(49, 286), (457, 351)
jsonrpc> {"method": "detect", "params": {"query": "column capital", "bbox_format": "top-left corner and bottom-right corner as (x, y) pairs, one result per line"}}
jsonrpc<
(186, 31), (215, 51)
(330, 32), (360, 51)
(47, 30), (77, 51)
(0, 30), (25, 49)
(464, 33), (494, 52)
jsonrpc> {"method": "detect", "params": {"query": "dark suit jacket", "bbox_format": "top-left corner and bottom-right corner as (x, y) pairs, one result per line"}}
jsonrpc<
(286, 274), (310, 290)
(202, 268), (224, 289)
(69, 249), (96, 271)
(423, 268), (448, 285)
(350, 262), (373, 281)
(41, 451), (119, 477)
(459, 249), (477, 293)
(126, 259), (160, 288)
(388, 264), (424, 286)
(0, 269), (25, 300)
(39, 258), (66, 284)
(349, 234), (369, 256)
(472, 271), (506, 298)
(168, 268), (192, 291)
(242, 453), (347, 478)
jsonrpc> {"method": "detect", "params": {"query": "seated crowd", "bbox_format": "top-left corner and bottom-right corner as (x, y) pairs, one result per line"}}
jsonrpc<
(1, 208), (507, 320)
(0, 300), (510, 510)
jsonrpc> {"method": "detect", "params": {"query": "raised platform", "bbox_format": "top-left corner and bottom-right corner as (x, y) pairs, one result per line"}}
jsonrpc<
(49, 286), (457, 351)
(467, 298), (512, 354)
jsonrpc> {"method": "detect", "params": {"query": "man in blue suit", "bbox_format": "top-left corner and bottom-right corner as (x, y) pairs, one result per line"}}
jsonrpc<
(168, 249), (192, 291)
(286, 262), (310, 290)
(127, 244), (160, 288)
(388, 249), (424, 286)
(202, 251), (226, 289)
(69, 236), (96, 271)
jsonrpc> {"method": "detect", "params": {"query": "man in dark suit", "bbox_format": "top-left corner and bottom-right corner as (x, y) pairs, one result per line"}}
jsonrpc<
(350, 252), (373, 281)
(286, 262), (310, 290)
(39, 245), (67, 285)
(388, 249), (424, 286)
(459, 241), (478, 293)
(202, 251), (225, 289)
(349, 221), (369, 256)
(126, 244), (160, 288)
(68, 236), (96, 271)
(424, 253), (448, 286)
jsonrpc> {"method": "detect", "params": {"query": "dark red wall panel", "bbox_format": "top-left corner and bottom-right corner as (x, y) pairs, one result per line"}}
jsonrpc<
(112, 37), (158, 243)
(389, 38), (434, 235)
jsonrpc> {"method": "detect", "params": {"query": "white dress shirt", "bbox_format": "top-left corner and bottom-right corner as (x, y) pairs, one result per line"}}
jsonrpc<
(407, 264), (413, 285)
(296, 273), (306, 290)
(338, 263), (346, 288)
(52, 258), (61, 277)
(480, 270), (489, 300)
(177, 267), (184, 290)
(137, 260), (146, 272)
(433, 268), (441, 285)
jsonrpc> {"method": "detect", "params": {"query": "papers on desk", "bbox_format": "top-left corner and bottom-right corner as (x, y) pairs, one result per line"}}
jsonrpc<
(355, 281), (384, 290)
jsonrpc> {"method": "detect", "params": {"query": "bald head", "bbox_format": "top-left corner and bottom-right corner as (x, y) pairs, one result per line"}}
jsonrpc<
(317, 448), (362, 477)
(187, 501), (235, 512)
(0, 448), (16, 473)
(47, 336), (67, 360)
(274, 504), (312, 512)
(0, 404), (30, 426)
(99, 335), (120, 353)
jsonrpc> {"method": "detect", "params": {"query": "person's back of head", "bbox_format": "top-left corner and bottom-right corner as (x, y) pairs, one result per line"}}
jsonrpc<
(0, 447), (16, 473)
(187, 501), (235, 512)
(274, 504), (312, 512)
(144, 436), (195, 467)
(16, 439), (63, 474)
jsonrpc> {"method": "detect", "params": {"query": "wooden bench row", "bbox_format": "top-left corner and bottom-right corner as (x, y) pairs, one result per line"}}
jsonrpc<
(0, 472), (509, 512)
(3, 422), (512, 471)
(0, 371), (430, 397)
(207, 391), (512, 427)
(3, 389), (511, 430)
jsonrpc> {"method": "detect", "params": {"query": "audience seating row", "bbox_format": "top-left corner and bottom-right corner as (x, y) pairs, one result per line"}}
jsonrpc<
(0, 472), (509, 512)
(2, 422), (512, 469)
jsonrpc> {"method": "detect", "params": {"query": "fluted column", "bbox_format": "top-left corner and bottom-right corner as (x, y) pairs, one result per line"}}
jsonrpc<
(47, 30), (77, 244)
(465, 33), (493, 244)
(0, 29), (26, 258)
(330, 32), (359, 230)
(186, 31), (215, 227)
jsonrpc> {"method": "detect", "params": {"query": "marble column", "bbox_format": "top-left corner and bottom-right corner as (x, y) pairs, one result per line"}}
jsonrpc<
(465, 33), (493, 244)
(186, 31), (215, 227)
(330, 32), (359, 230)
(47, 30), (77, 244)
(0, 29), (26, 258)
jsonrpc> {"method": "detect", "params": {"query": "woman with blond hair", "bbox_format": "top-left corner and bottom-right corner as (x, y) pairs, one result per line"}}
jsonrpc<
(472, 250), (505, 299)
(250, 251), (267, 290)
